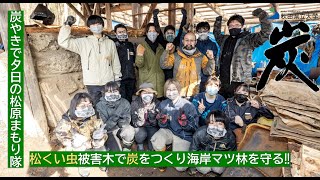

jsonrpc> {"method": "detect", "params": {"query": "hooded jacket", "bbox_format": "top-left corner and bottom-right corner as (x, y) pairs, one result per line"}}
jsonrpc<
(96, 97), (131, 131)
(58, 25), (122, 85)
(160, 48), (215, 97)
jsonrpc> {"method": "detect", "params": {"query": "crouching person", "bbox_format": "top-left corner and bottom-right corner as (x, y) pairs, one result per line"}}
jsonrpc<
(54, 92), (108, 177)
(188, 110), (236, 176)
(96, 81), (135, 151)
(151, 79), (199, 172)
(131, 82), (160, 151)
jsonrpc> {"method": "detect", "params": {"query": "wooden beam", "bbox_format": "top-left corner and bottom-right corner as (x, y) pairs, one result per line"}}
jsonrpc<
(168, 3), (176, 27)
(132, 3), (140, 29)
(140, 3), (158, 29)
(206, 3), (229, 21)
(83, 3), (92, 16)
(184, 3), (194, 31)
(105, 3), (112, 31)
(0, 3), (49, 137)
(138, 5), (143, 28)
(66, 3), (86, 23)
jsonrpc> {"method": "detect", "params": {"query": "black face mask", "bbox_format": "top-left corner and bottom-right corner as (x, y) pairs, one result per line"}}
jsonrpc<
(229, 28), (241, 36)
(235, 94), (248, 103)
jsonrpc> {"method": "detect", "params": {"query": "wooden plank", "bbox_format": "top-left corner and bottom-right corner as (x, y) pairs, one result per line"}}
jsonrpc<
(168, 3), (176, 27)
(140, 3), (158, 29)
(66, 3), (86, 23)
(206, 3), (229, 21)
(105, 3), (112, 31)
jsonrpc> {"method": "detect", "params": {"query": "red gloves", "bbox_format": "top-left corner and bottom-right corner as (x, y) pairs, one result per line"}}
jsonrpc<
(156, 113), (168, 124)
(178, 110), (188, 127)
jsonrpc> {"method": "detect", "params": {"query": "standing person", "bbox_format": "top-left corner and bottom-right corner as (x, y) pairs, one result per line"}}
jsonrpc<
(136, 23), (165, 100)
(151, 79), (198, 172)
(96, 81), (135, 151)
(188, 110), (236, 175)
(54, 92), (108, 177)
(192, 76), (225, 127)
(213, 8), (272, 99)
(152, 8), (188, 81)
(58, 15), (122, 106)
(160, 32), (215, 100)
(109, 24), (136, 103)
(194, 22), (219, 93)
(131, 82), (160, 151)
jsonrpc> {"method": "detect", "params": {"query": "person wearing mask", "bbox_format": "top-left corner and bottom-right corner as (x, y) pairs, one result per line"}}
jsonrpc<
(151, 79), (198, 172)
(96, 81), (135, 151)
(152, 8), (188, 81)
(222, 84), (274, 143)
(160, 32), (215, 100)
(188, 110), (236, 175)
(54, 92), (108, 177)
(58, 15), (122, 106)
(109, 24), (136, 103)
(213, 8), (272, 99)
(192, 76), (225, 127)
(136, 23), (165, 100)
(131, 82), (160, 151)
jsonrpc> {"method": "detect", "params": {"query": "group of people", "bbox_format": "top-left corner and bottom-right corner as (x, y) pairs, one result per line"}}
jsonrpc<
(54, 7), (274, 177)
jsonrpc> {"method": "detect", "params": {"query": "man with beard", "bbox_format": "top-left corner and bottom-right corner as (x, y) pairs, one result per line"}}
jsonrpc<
(213, 8), (272, 99)
(160, 32), (215, 99)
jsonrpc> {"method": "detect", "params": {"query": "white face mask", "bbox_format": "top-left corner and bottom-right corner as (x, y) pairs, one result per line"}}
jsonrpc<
(105, 92), (121, 102)
(206, 86), (219, 96)
(182, 47), (197, 56)
(207, 124), (227, 138)
(116, 33), (128, 40)
(166, 90), (179, 100)
(74, 105), (95, 118)
(198, 32), (209, 40)
(141, 94), (154, 104)
(90, 24), (103, 34)
(147, 32), (158, 42)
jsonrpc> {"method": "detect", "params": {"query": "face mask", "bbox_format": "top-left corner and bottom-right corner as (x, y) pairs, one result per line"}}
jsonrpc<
(182, 47), (197, 56)
(147, 32), (158, 43)
(105, 92), (121, 102)
(74, 105), (95, 118)
(206, 86), (219, 96)
(207, 124), (227, 138)
(141, 94), (154, 103)
(165, 34), (175, 43)
(116, 33), (128, 40)
(198, 32), (209, 40)
(90, 24), (103, 34)
(166, 90), (179, 100)
(229, 28), (241, 36)
(235, 94), (248, 103)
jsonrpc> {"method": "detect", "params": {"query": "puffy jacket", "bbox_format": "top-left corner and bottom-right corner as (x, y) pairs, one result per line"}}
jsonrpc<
(131, 97), (160, 128)
(110, 38), (136, 80)
(190, 125), (237, 151)
(160, 48), (215, 97)
(222, 98), (274, 130)
(58, 25), (122, 85)
(157, 97), (199, 142)
(136, 41), (165, 98)
(213, 10), (272, 83)
(96, 97), (131, 131)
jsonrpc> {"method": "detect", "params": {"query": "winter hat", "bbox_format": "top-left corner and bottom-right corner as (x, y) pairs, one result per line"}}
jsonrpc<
(136, 82), (158, 96)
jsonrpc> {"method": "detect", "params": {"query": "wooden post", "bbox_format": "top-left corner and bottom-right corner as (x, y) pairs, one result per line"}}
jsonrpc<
(184, 3), (194, 32)
(0, 3), (49, 137)
(84, 3), (92, 16)
(132, 3), (139, 29)
(168, 3), (176, 27)
(105, 3), (112, 32)
(66, 3), (86, 23)
(138, 5), (143, 28)
(140, 3), (158, 29)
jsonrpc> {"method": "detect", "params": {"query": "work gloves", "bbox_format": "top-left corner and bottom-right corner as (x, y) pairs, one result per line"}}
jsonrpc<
(64, 15), (76, 26)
